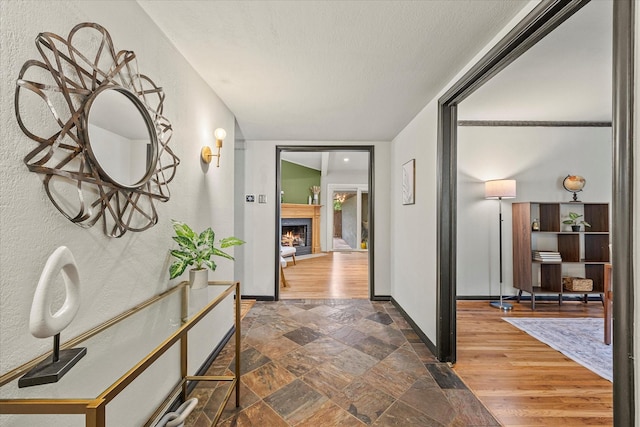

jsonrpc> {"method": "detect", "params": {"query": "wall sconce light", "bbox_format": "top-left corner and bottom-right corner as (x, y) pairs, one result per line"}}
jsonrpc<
(201, 128), (227, 167)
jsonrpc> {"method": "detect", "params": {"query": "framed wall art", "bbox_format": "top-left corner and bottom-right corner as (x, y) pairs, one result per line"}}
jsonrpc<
(402, 159), (415, 205)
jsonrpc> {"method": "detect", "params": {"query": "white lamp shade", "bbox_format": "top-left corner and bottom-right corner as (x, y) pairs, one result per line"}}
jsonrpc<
(214, 128), (227, 141)
(485, 179), (516, 199)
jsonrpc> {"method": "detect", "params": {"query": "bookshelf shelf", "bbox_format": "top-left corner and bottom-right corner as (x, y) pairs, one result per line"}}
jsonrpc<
(512, 202), (609, 309)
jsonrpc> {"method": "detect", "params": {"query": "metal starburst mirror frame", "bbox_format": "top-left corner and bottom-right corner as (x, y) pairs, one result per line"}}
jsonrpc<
(15, 22), (180, 237)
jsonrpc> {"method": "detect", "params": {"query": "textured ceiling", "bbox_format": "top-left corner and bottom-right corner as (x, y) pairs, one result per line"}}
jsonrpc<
(460, 0), (612, 122)
(137, 0), (528, 141)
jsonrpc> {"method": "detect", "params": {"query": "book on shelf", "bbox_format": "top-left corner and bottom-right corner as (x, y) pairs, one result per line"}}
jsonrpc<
(532, 251), (562, 262)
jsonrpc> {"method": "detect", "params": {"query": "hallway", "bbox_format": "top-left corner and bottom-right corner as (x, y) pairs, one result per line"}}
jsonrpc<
(185, 299), (498, 426)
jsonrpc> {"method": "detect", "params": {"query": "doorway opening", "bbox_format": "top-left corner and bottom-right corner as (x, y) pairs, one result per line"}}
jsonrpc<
(275, 146), (375, 301)
(328, 185), (369, 251)
(436, 0), (634, 424)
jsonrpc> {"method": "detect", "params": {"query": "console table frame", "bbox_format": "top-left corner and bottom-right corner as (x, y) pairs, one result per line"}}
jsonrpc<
(0, 281), (241, 427)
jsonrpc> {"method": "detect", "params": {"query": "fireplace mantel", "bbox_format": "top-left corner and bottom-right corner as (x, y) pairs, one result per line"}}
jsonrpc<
(281, 203), (321, 254)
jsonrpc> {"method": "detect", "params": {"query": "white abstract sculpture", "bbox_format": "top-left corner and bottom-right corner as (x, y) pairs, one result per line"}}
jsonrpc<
(19, 246), (86, 387)
(29, 246), (81, 338)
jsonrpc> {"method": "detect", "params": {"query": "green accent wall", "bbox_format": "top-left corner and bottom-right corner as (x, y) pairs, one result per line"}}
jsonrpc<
(281, 160), (321, 204)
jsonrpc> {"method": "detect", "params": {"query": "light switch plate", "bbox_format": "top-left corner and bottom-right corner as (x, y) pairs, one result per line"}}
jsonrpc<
(258, 195), (267, 203)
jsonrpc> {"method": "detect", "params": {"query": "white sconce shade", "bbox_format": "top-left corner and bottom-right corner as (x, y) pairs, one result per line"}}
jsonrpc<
(485, 179), (516, 199)
(214, 128), (227, 142)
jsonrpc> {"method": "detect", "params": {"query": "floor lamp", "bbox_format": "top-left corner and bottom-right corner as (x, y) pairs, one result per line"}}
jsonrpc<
(485, 179), (516, 310)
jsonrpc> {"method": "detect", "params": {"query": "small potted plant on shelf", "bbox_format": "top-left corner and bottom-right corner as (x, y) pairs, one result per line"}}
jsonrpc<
(169, 220), (245, 289)
(562, 212), (591, 232)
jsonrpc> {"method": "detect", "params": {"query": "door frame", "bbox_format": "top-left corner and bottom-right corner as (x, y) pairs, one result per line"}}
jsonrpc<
(326, 183), (369, 252)
(436, 0), (634, 424)
(275, 145), (376, 300)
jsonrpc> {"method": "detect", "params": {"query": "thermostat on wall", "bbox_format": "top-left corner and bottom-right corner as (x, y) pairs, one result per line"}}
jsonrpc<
(246, 195), (255, 202)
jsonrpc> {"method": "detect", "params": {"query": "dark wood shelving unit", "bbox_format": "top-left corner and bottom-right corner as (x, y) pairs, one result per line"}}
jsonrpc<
(512, 202), (610, 309)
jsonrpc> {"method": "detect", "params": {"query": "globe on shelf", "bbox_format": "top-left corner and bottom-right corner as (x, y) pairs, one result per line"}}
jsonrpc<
(563, 175), (586, 202)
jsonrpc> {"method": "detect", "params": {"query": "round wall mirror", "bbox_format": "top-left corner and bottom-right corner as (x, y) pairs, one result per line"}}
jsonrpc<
(16, 23), (179, 237)
(83, 86), (158, 189)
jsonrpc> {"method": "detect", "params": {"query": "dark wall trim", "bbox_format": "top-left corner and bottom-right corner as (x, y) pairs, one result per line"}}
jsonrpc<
(242, 295), (275, 302)
(437, 102), (457, 363)
(612, 0), (635, 425)
(437, 0), (634, 425)
(458, 120), (612, 127)
(371, 295), (391, 302)
(275, 145), (376, 299)
(437, 0), (591, 364)
(391, 297), (437, 356)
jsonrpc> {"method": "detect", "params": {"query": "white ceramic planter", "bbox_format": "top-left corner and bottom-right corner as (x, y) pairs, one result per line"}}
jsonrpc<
(189, 269), (208, 289)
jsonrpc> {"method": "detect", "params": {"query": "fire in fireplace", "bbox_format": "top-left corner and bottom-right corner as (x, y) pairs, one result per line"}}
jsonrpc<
(281, 218), (312, 256)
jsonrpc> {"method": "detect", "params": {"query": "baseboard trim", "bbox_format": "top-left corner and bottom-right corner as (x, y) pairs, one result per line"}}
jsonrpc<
(390, 297), (437, 357)
(456, 295), (603, 302)
(371, 295), (391, 301)
(242, 295), (275, 301)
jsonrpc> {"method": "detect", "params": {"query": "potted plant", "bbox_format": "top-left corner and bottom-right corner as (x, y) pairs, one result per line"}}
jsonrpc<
(562, 212), (591, 232)
(169, 220), (245, 289)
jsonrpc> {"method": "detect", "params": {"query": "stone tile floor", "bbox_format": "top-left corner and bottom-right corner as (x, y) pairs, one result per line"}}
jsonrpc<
(184, 299), (499, 426)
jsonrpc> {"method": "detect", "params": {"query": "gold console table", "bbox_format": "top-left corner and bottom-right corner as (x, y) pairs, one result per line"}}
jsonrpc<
(0, 281), (241, 427)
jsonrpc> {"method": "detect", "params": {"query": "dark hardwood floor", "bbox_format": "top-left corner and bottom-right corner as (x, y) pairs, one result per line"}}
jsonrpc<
(455, 299), (612, 426)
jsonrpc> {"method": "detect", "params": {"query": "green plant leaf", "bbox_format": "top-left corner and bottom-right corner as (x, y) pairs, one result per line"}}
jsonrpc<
(220, 237), (245, 248)
(563, 212), (587, 225)
(213, 247), (235, 261)
(203, 259), (217, 271)
(196, 248), (214, 266)
(169, 260), (188, 279)
(170, 249), (193, 262)
(172, 220), (196, 240)
(173, 235), (197, 251)
(199, 228), (215, 245)
(169, 221), (245, 278)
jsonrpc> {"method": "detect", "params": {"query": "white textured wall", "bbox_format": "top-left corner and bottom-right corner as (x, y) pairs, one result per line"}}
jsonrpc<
(391, 100), (439, 339)
(457, 126), (612, 297)
(0, 2), (237, 426)
(239, 140), (391, 297)
(390, 2), (539, 343)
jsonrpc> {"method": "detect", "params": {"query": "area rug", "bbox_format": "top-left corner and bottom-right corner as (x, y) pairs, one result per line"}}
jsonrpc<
(503, 317), (612, 382)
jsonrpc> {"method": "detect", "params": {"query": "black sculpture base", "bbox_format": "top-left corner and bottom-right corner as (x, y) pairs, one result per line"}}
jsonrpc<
(18, 347), (86, 388)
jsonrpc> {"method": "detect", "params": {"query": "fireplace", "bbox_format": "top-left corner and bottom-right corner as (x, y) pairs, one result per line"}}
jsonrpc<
(281, 218), (312, 256)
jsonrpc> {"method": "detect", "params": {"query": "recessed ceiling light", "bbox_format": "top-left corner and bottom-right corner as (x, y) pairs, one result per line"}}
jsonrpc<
(344, 158), (349, 162)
